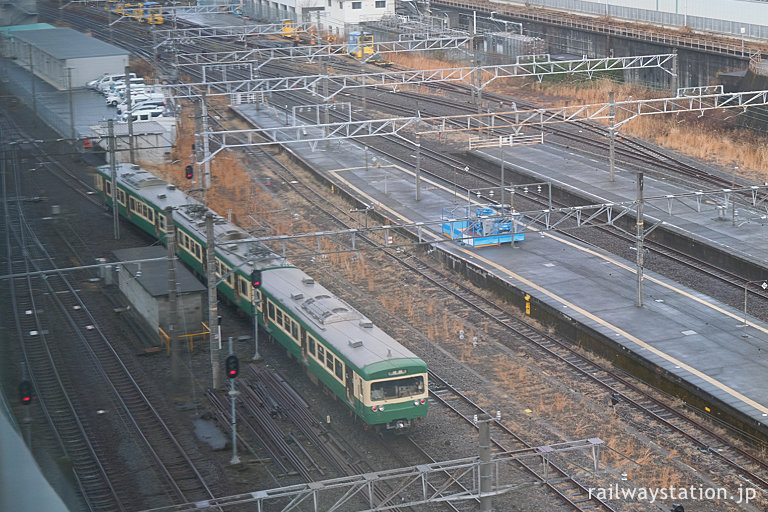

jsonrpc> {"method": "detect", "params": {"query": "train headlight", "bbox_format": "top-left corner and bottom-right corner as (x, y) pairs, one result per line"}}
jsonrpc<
(372, 406), (377, 412)
(379, 405), (385, 411)
(413, 400), (419, 406)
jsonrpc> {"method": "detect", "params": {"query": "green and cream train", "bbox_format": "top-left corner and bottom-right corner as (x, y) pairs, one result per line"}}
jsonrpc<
(95, 164), (428, 430)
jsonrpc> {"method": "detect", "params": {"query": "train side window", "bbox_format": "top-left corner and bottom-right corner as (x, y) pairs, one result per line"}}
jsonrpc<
(317, 344), (324, 362)
(291, 321), (298, 339)
(106, 181), (112, 196)
(283, 313), (291, 331)
(276, 309), (283, 326)
(335, 360), (343, 380)
(129, 197), (135, 211)
(268, 301), (275, 320)
(158, 215), (165, 231)
(308, 336), (316, 356)
(239, 277), (248, 298)
(325, 352), (333, 371)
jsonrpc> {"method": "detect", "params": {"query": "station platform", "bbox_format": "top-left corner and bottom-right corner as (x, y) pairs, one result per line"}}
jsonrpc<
(231, 103), (768, 436)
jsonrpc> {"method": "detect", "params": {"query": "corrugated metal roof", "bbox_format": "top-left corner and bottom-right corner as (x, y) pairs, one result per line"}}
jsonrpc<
(0, 23), (55, 36)
(11, 27), (130, 60)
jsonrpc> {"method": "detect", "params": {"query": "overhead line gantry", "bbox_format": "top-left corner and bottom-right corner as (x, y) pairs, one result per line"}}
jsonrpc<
(173, 35), (475, 68)
(165, 53), (676, 101)
(153, 22), (313, 46)
(195, 86), (762, 160)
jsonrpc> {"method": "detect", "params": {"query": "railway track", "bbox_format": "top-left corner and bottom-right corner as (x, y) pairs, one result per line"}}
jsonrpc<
(428, 371), (619, 511)
(1, 113), (219, 510)
(28, 7), (768, 509)
(203, 98), (768, 509)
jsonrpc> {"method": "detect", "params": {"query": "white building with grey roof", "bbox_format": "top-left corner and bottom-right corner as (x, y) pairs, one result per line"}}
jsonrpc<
(5, 27), (130, 90)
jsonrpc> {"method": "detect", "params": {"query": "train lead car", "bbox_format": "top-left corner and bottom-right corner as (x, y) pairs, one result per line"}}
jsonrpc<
(94, 163), (428, 431)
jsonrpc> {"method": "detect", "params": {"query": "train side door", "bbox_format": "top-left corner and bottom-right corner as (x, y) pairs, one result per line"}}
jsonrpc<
(300, 326), (307, 362)
(345, 367), (354, 404)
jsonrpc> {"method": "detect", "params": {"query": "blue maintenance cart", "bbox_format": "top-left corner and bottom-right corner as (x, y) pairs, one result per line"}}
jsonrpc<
(442, 205), (526, 247)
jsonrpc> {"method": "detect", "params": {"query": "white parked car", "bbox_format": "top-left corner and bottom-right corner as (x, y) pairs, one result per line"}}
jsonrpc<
(121, 107), (167, 122)
(101, 77), (146, 97)
(119, 102), (167, 121)
(116, 93), (166, 114)
(87, 72), (136, 91)
(106, 85), (150, 107)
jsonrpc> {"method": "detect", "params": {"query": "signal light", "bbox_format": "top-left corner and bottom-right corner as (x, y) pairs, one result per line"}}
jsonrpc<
(250, 269), (261, 289)
(185, 165), (194, 180)
(225, 355), (239, 379)
(19, 381), (33, 405)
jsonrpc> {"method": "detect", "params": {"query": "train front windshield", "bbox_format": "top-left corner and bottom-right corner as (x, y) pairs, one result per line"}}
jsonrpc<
(370, 376), (424, 401)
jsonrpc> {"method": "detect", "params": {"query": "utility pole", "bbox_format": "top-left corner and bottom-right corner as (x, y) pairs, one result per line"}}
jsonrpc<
(500, 142), (505, 208)
(166, 208), (183, 397)
(108, 119), (120, 240)
(27, 45), (37, 124)
(608, 91), (616, 182)
(193, 98), (204, 202)
(67, 68), (75, 143)
(125, 65), (135, 163)
(475, 412), (499, 512)
(415, 134), (421, 201)
(201, 92), (211, 201)
(321, 58), (330, 148)
(636, 172), (644, 308)
(206, 213), (221, 389)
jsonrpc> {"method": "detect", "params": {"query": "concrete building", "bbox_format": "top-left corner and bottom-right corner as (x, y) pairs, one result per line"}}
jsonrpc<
(5, 27), (130, 90)
(323, 0), (395, 36)
(90, 118), (178, 164)
(246, 0), (394, 36)
(112, 247), (206, 338)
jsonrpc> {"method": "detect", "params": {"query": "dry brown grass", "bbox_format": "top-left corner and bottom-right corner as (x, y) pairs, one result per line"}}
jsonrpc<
(518, 79), (768, 181)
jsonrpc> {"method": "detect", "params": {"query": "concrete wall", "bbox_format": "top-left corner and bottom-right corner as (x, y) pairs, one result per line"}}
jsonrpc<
(118, 267), (160, 329)
(502, 0), (768, 37)
(69, 55), (129, 89)
(116, 268), (205, 335)
(158, 294), (205, 334)
(519, 20), (748, 88)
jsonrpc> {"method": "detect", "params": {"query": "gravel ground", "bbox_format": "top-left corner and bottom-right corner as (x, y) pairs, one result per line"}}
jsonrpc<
(3, 78), (767, 512)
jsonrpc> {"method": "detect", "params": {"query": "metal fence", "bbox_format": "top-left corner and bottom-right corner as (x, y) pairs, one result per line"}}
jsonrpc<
(517, 0), (768, 39)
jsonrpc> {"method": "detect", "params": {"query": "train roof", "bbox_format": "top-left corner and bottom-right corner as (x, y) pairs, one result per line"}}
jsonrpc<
(99, 164), (425, 375)
(97, 164), (287, 273)
(264, 267), (424, 373)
